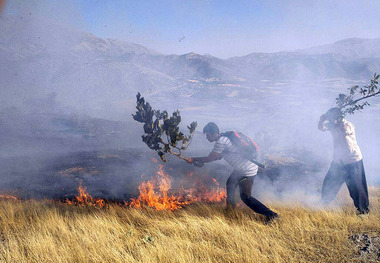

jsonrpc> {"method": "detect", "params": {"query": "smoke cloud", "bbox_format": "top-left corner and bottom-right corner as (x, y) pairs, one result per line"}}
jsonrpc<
(0, 10), (379, 209)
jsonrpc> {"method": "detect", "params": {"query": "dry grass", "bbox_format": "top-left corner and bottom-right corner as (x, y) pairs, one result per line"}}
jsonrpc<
(0, 187), (379, 263)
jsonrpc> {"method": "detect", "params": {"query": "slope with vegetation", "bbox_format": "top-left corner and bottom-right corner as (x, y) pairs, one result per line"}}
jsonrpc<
(0, 187), (379, 262)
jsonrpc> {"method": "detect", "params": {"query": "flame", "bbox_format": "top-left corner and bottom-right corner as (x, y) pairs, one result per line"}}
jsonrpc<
(128, 166), (226, 211)
(128, 165), (190, 211)
(182, 177), (227, 203)
(0, 194), (18, 200)
(205, 178), (227, 202)
(65, 165), (227, 211)
(65, 181), (105, 208)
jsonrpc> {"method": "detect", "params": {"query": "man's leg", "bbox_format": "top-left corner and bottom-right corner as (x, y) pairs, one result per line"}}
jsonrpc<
(226, 171), (240, 207)
(345, 160), (370, 214)
(239, 176), (277, 218)
(321, 162), (346, 205)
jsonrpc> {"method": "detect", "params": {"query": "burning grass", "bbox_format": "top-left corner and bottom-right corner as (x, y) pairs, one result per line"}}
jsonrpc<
(65, 181), (106, 208)
(0, 194), (18, 200)
(64, 164), (227, 211)
(128, 164), (192, 211)
(0, 187), (379, 262)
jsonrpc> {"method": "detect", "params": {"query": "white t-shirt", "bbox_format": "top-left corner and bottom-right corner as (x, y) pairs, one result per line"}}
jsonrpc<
(212, 136), (258, 176)
(326, 119), (362, 165)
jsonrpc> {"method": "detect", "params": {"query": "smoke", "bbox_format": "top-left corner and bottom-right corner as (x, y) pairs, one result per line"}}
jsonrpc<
(2, 0), (86, 30)
(0, 10), (379, 211)
(176, 76), (379, 208)
(0, 0), (5, 14)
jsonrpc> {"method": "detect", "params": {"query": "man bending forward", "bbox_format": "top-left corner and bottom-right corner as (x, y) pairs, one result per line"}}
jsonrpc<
(187, 122), (278, 222)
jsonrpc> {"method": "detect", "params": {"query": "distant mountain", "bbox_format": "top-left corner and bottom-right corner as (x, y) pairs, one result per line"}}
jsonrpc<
(1, 15), (379, 115)
(299, 38), (380, 59)
(227, 51), (379, 81)
(227, 38), (380, 80)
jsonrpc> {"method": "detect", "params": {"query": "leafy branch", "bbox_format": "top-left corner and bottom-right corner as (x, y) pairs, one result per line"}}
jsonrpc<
(132, 93), (197, 162)
(335, 73), (380, 115)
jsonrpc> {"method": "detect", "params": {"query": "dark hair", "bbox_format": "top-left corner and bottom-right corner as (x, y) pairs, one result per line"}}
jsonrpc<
(325, 107), (343, 120)
(203, 122), (219, 134)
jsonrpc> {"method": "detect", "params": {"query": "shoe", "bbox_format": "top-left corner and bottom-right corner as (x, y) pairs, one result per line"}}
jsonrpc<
(357, 209), (370, 218)
(358, 208), (370, 215)
(265, 213), (279, 225)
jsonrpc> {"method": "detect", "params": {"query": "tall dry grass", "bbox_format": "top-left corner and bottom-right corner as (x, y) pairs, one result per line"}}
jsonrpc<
(0, 187), (379, 263)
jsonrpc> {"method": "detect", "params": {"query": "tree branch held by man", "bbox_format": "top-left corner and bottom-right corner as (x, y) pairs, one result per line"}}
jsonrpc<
(132, 92), (197, 162)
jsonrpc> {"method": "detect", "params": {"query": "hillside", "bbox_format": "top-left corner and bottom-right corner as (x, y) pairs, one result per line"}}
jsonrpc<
(1, 15), (380, 116)
(0, 187), (379, 262)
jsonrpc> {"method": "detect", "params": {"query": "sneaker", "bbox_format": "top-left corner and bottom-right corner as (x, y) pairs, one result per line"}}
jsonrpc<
(265, 213), (279, 225)
(357, 209), (370, 218)
(358, 208), (370, 215)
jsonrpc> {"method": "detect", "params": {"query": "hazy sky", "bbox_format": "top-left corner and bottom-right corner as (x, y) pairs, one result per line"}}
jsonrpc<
(3, 0), (380, 58)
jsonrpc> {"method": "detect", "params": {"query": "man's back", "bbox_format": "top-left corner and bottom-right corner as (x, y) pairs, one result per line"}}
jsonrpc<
(328, 119), (362, 165)
(212, 136), (258, 176)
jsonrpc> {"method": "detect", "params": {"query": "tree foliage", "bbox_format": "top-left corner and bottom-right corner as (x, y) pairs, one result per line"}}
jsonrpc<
(335, 73), (380, 115)
(132, 93), (197, 162)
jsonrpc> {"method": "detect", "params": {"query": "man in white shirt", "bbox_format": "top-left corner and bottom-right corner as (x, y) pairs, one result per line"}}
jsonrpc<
(187, 122), (278, 222)
(318, 108), (369, 214)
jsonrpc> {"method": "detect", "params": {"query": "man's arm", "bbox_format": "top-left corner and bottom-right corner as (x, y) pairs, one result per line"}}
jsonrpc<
(187, 151), (222, 164)
(342, 120), (354, 135)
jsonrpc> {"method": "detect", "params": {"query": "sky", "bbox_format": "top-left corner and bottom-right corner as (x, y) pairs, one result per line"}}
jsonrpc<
(2, 0), (380, 58)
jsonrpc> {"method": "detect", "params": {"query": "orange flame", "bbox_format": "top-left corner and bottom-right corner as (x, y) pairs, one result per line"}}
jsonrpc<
(128, 166), (226, 211)
(128, 165), (190, 211)
(65, 166), (227, 211)
(65, 181), (105, 208)
(0, 194), (18, 200)
(182, 177), (227, 203)
(205, 177), (227, 202)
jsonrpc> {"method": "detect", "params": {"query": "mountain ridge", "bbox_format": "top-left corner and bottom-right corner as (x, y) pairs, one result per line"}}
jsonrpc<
(1, 15), (379, 116)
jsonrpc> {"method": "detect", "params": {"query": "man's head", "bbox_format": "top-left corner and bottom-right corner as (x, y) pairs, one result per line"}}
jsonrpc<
(325, 107), (343, 122)
(203, 122), (220, 142)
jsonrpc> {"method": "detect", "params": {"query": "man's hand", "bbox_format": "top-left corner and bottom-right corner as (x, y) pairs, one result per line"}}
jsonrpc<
(318, 114), (328, 131)
(187, 152), (221, 166)
(186, 157), (204, 167)
(193, 161), (204, 167)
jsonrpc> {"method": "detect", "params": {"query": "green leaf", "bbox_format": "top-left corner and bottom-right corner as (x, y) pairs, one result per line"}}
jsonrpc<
(133, 92), (197, 162)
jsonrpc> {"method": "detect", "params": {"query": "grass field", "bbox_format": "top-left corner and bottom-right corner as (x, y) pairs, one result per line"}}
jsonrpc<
(0, 187), (379, 263)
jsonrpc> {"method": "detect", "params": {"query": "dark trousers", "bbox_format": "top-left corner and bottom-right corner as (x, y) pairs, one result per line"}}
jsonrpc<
(321, 160), (369, 213)
(226, 170), (276, 217)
